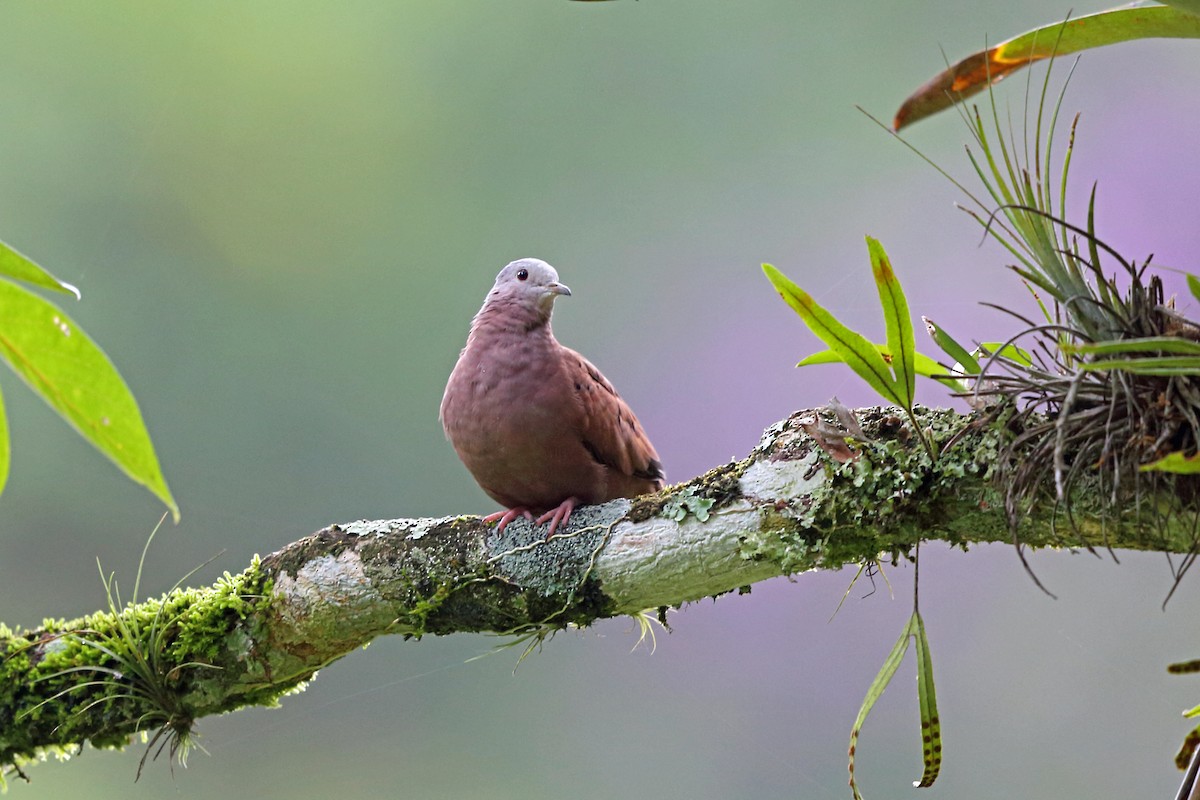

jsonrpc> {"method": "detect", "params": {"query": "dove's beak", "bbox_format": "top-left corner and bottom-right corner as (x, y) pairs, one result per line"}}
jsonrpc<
(547, 282), (571, 297)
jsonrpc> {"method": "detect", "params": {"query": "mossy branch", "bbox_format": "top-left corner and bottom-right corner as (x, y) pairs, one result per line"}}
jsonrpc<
(1, 405), (1194, 778)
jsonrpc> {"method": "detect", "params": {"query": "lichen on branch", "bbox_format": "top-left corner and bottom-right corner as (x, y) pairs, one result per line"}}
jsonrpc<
(1, 405), (1194, 782)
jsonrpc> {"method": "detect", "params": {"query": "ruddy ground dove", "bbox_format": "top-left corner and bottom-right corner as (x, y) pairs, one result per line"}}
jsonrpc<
(441, 258), (664, 537)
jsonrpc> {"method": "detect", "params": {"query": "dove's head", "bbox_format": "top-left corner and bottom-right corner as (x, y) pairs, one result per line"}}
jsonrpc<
(486, 258), (572, 323)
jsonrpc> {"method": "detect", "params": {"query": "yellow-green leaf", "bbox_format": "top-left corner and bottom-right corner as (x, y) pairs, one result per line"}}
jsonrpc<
(0, 278), (177, 519)
(923, 317), (980, 375)
(0, 382), (8, 497)
(0, 239), (80, 299)
(1164, 1), (1200, 17)
(1077, 355), (1200, 375)
(1141, 451), (1200, 474)
(849, 613), (917, 800)
(978, 342), (1034, 367)
(1064, 337), (1200, 357)
(867, 237), (916, 409)
(763, 263), (903, 405)
(799, 346), (969, 394)
(894, 6), (1200, 130)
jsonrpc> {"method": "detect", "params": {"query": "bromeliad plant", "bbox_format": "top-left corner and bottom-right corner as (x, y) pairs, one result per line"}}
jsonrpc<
(765, 26), (1200, 798)
(910, 56), (1200, 571)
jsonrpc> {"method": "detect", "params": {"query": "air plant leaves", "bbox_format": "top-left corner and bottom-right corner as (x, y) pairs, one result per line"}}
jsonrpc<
(1064, 337), (1200, 357)
(949, 67), (1128, 343)
(1075, 355), (1200, 376)
(963, 116), (1102, 334)
(848, 610), (942, 799)
(762, 263), (905, 405)
(1060, 335), (1200, 376)
(0, 277), (178, 519)
(894, 4), (1200, 130)
(868, 237), (917, 409)
(1188, 273), (1200, 303)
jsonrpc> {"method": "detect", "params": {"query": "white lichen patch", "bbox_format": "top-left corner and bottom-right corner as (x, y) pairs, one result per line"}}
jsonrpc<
(754, 418), (789, 452)
(598, 498), (780, 609)
(738, 451), (825, 502)
(340, 516), (457, 540)
(275, 550), (378, 613)
(340, 519), (381, 536)
(405, 516), (452, 540)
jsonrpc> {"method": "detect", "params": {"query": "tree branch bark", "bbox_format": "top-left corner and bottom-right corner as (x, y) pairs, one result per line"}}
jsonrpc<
(1, 405), (1193, 777)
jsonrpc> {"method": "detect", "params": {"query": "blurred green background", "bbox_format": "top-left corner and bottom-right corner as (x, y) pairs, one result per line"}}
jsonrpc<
(2, 1), (1199, 798)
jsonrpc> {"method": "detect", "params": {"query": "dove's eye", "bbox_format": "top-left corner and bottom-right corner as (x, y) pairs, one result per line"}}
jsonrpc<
(516, 268), (529, 281)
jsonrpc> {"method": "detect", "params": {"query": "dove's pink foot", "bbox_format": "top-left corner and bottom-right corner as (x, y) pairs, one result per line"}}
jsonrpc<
(536, 497), (579, 539)
(483, 507), (534, 535)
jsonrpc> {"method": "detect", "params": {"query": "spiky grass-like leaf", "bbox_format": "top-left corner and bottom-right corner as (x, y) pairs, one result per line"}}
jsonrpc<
(22, 517), (223, 778)
(875, 47), (1200, 595)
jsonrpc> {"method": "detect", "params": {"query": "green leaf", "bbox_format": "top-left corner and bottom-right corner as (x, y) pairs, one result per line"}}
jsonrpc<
(799, 346), (969, 394)
(1188, 273), (1200, 304)
(763, 263), (903, 405)
(1022, 279), (1055, 325)
(0, 382), (8, 498)
(1141, 451), (1200, 474)
(977, 342), (1034, 367)
(0, 239), (80, 299)
(848, 610), (943, 796)
(1164, 0), (1200, 17)
(1076, 355), (1200, 375)
(922, 317), (979, 375)
(894, 6), (1200, 129)
(1085, 188), (1121, 313)
(1063, 337), (1200, 357)
(0, 278), (178, 519)
(795, 349), (848, 367)
(849, 613), (917, 800)
(867, 237), (916, 410)
(912, 611), (942, 788)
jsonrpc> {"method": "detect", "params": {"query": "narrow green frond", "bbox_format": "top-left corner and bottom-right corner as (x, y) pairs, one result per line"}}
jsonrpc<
(763, 264), (903, 405)
(868, 237), (917, 408)
(848, 614), (918, 800)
